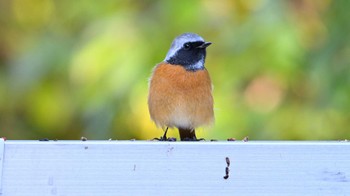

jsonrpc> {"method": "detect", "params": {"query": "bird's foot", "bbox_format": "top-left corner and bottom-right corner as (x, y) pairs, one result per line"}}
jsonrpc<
(152, 136), (177, 141)
(152, 127), (176, 141)
(181, 137), (205, 141)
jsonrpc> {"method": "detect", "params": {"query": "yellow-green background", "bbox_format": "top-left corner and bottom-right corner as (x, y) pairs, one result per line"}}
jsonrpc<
(0, 0), (349, 140)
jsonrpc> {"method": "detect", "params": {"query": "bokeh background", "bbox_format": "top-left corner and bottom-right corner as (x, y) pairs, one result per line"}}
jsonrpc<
(0, 0), (349, 140)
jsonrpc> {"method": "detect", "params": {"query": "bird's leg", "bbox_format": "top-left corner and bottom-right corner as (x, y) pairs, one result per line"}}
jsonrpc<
(160, 127), (169, 141)
(179, 128), (205, 141)
(152, 127), (176, 141)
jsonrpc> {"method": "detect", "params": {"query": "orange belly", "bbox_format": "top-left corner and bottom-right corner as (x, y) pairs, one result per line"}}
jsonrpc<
(148, 62), (214, 129)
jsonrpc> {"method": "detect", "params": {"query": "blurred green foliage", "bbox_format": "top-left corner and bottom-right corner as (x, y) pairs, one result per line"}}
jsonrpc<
(0, 0), (349, 140)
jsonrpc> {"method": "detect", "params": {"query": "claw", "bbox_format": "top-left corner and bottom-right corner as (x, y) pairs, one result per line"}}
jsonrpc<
(152, 127), (176, 141)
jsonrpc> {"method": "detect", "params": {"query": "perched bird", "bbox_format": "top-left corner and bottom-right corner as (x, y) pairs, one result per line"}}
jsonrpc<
(148, 33), (214, 141)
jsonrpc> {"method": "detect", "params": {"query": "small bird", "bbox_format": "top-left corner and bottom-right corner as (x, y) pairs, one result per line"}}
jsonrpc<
(148, 33), (214, 141)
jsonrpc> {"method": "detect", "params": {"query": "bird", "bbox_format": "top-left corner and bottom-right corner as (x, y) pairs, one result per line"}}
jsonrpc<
(148, 33), (214, 141)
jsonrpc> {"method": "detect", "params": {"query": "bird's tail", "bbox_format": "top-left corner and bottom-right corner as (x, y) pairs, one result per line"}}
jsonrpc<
(178, 128), (197, 141)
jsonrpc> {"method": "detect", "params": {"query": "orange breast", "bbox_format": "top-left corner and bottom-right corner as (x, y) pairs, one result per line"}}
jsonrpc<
(148, 62), (214, 129)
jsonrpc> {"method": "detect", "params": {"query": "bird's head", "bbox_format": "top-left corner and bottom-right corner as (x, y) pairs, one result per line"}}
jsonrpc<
(165, 33), (211, 71)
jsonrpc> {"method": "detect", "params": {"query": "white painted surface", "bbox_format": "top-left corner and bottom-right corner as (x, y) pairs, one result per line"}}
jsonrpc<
(0, 139), (4, 195)
(1, 140), (350, 196)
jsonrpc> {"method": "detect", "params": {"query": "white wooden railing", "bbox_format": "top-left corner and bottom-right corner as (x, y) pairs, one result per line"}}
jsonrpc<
(0, 139), (349, 195)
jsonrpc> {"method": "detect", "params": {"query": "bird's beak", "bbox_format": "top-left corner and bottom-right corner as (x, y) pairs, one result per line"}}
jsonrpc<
(197, 42), (212, 49)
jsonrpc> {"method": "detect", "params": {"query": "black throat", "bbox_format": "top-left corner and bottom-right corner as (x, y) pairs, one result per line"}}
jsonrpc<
(166, 42), (207, 71)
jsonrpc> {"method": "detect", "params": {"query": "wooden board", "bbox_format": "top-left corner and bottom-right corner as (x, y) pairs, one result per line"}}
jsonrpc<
(1, 140), (350, 196)
(0, 139), (4, 195)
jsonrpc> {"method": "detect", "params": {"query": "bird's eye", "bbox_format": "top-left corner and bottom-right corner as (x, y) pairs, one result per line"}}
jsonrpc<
(183, 43), (191, 50)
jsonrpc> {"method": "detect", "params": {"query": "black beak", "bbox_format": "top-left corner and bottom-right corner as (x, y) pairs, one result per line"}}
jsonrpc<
(196, 42), (212, 49)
